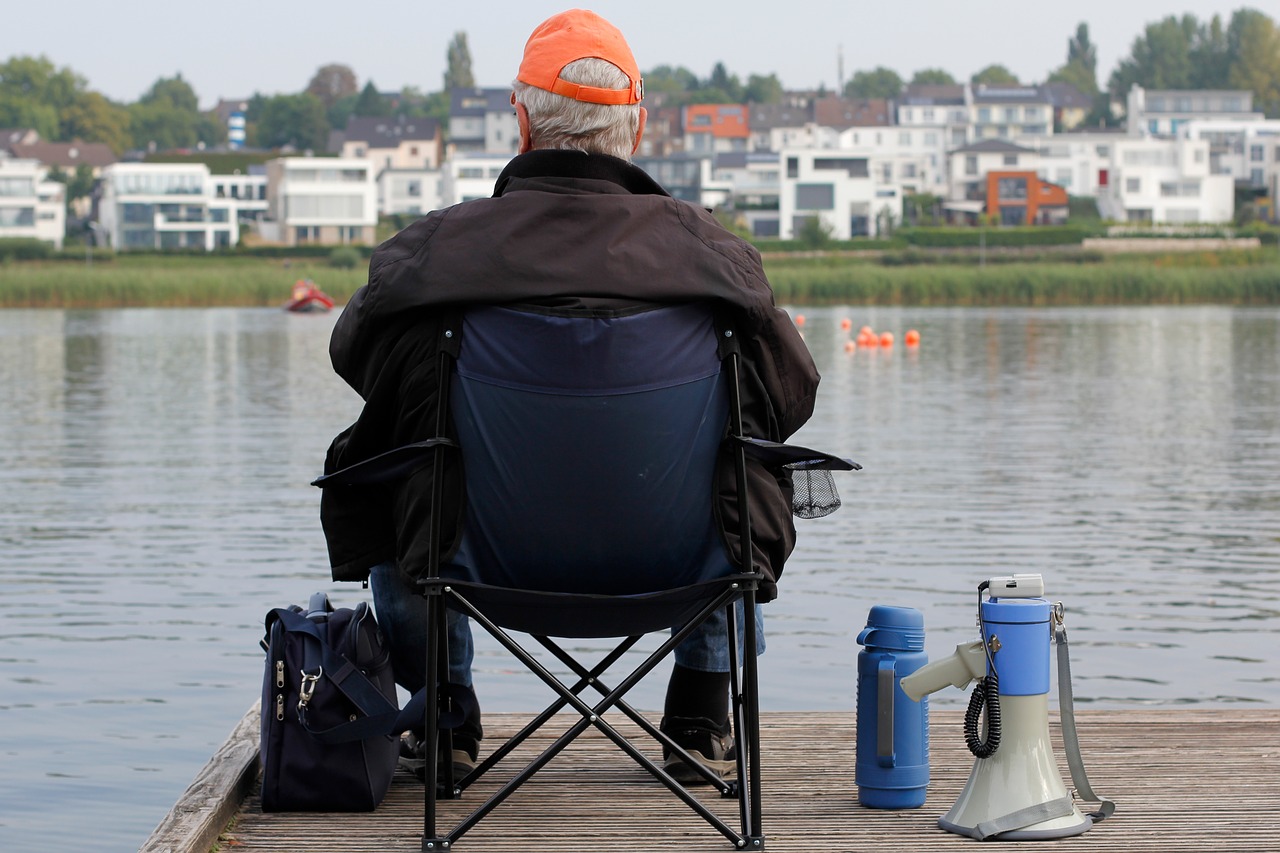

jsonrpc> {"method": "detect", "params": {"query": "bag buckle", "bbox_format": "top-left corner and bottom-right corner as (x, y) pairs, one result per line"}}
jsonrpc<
(297, 666), (323, 711)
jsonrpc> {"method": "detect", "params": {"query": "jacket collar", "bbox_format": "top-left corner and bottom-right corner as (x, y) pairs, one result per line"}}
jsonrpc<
(493, 149), (670, 198)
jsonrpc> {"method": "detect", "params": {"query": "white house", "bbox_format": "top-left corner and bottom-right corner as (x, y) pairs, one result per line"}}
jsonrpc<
(209, 168), (268, 227)
(0, 157), (65, 249)
(777, 148), (901, 239)
(449, 89), (520, 155)
(970, 85), (1054, 143)
(946, 139), (1042, 207)
(98, 162), (238, 251)
(898, 84), (970, 148)
(379, 167), (443, 217)
(1126, 86), (1260, 138)
(838, 125), (949, 197)
(1097, 136), (1233, 224)
(1181, 119), (1280, 191)
(440, 152), (513, 206)
(336, 115), (444, 172)
(262, 157), (377, 246)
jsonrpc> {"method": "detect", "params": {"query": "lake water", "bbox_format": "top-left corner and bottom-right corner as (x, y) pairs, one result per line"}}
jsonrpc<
(0, 304), (1276, 853)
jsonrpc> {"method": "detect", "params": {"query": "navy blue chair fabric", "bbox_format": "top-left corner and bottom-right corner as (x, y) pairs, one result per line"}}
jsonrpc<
(446, 304), (735, 608)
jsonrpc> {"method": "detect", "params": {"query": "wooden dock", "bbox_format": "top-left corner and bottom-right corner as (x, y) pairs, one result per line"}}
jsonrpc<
(144, 705), (1280, 852)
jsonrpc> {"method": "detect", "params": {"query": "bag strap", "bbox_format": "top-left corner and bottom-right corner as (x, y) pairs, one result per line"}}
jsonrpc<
(269, 608), (475, 744)
(1053, 603), (1116, 823)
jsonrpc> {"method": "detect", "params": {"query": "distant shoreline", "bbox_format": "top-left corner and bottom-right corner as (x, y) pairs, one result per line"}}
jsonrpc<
(1, 250), (1277, 308)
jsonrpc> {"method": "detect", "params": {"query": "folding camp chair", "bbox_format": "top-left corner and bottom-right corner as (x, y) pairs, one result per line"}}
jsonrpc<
(384, 301), (853, 850)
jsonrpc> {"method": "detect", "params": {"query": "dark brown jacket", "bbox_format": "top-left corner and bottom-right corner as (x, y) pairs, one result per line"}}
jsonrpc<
(321, 150), (818, 601)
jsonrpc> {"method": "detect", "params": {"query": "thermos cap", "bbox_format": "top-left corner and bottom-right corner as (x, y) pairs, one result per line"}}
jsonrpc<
(857, 605), (925, 651)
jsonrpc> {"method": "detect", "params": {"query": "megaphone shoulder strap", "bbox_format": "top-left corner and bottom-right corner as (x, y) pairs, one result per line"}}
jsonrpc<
(1054, 603), (1116, 823)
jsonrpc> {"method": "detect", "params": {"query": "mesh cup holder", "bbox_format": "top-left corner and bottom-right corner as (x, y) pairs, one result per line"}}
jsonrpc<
(789, 464), (841, 519)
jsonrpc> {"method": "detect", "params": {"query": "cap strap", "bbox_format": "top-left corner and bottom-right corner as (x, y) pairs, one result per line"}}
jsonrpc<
(549, 77), (641, 106)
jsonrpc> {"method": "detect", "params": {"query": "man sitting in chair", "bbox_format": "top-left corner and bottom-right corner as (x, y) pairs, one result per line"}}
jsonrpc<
(320, 9), (819, 784)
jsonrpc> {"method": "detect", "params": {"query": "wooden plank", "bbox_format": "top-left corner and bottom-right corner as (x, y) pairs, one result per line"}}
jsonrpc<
(139, 703), (260, 853)
(154, 707), (1280, 853)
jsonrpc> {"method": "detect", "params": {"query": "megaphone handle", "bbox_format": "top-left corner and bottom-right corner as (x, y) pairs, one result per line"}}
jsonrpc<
(1055, 607), (1116, 822)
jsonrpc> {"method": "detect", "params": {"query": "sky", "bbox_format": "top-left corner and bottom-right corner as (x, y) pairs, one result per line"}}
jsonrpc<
(3, 1), (1269, 109)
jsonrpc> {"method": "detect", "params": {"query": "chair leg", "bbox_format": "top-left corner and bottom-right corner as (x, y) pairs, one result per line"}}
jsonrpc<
(422, 587), (452, 850)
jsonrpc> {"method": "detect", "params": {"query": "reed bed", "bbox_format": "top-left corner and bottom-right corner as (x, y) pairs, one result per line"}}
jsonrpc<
(2, 252), (1278, 309)
(762, 255), (1280, 306)
(0, 257), (367, 309)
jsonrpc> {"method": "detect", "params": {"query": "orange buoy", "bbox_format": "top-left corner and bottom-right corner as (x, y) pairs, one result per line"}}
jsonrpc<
(879, 331), (894, 347)
(844, 340), (856, 353)
(795, 314), (806, 327)
(859, 325), (874, 337)
(905, 329), (920, 346)
(860, 331), (878, 347)
(840, 318), (852, 331)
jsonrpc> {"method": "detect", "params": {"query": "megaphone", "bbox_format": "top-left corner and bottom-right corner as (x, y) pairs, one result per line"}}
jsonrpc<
(899, 574), (1094, 841)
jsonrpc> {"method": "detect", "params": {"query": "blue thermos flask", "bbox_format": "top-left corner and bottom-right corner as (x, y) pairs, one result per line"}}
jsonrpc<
(855, 605), (929, 808)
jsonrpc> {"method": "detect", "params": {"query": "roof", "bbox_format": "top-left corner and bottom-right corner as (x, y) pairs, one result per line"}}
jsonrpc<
(341, 115), (441, 146)
(450, 88), (513, 116)
(814, 97), (892, 128)
(0, 128), (41, 148)
(972, 85), (1049, 104)
(8, 139), (117, 170)
(748, 102), (815, 131)
(952, 138), (1037, 155)
(1041, 82), (1091, 110)
(901, 85), (965, 106)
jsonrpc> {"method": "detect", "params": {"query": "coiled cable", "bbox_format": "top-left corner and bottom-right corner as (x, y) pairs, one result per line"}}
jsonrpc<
(964, 669), (1001, 758)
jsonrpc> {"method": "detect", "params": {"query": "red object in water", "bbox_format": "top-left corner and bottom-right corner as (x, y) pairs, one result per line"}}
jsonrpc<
(284, 279), (335, 313)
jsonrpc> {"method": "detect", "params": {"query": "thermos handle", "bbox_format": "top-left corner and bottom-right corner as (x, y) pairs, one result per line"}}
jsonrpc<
(877, 656), (896, 766)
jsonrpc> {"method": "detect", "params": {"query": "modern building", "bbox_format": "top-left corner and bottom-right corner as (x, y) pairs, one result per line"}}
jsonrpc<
(946, 139), (1041, 211)
(98, 162), (238, 250)
(334, 115), (444, 171)
(1126, 86), (1260, 138)
(0, 157), (65, 249)
(1181, 119), (1280, 191)
(378, 167), (443, 217)
(683, 104), (750, 155)
(985, 171), (1069, 225)
(262, 156), (377, 246)
(440, 152), (513, 206)
(209, 168), (268, 225)
(1097, 136), (1233, 224)
(898, 84), (970, 148)
(970, 85), (1054, 142)
(776, 148), (901, 239)
(449, 88), (520, 155)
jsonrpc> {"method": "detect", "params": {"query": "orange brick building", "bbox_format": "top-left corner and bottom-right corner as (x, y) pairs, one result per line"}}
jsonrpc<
(986, 170), (1069, 225)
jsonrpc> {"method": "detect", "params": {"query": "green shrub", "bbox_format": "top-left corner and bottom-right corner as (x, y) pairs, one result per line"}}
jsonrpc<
(0, 238), (53, 261)
(328, 246), (362, 269)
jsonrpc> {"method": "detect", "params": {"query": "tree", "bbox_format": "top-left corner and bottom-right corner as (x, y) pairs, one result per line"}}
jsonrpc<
(910, 68), (956, 86)
(60, 91), (131, 154)
(250, 92), (329, 150)
(306, 63), (358, 109)
(140, 74), (199, 113)
(1108, 15), (1200, 95)
(971, 64), (1020, 86)
(743, 73), (784, 104)
(843, 66), (903, 99)
(353, 81), (391, 117)
(1227, 9), (1280, 117)
(445, 32), (474, 91)
(1191, 15), (1231, 89)
(0, 55), (86, 139)
(699, 62), (743, 102)
(643, 65), (700, 101)
(1048, 23), (1099, 95)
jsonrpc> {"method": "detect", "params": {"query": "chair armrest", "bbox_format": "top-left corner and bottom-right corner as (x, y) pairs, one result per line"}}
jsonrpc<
(732, 436), (860, 472)
(311, 438), (458, 488)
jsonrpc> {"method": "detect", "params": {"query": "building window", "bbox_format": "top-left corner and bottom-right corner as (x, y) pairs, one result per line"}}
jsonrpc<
(1003, 154), (1017, 166)
(1025, 107), (1040, 120)
(965, 155), (978, 176)
(786, 157), (799, 179)
(923, 108), (934, 122)
(978, 107), (991, 123)
(813, 157), (868, 177)
(1250, 144), (1265, 162)
(1126, 177), (1141, 193)
(794, 183), (835, 210)
(899, 131), (911, 145)
(997, 177), (1027, 199)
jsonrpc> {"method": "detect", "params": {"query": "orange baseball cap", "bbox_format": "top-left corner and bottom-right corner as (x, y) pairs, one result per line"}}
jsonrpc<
(517, 9), (644, 105)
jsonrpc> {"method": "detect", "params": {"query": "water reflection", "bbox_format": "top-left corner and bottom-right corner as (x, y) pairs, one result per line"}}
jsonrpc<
(0, 305), (1276, 852)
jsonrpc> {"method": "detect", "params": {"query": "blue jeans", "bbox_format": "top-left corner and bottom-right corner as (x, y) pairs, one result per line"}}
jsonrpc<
(369, 562), (764, 693)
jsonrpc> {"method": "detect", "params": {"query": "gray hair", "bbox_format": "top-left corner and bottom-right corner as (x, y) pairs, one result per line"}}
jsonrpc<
(512, 58), (641, 160)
